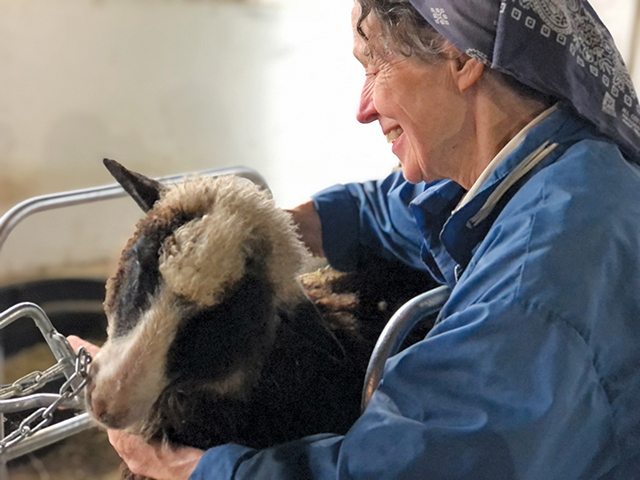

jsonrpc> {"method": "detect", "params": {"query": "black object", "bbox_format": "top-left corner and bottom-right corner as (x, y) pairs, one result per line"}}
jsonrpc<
(0, 278), (108, 356)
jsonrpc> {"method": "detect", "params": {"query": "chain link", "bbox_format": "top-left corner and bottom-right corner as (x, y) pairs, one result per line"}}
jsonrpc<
(0, 347), (92, 451)
(0, 362), (68, 400)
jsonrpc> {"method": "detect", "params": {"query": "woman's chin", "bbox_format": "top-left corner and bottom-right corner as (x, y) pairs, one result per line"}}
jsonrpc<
(393, 136), (423, 183)
(397, 162), (424, 184)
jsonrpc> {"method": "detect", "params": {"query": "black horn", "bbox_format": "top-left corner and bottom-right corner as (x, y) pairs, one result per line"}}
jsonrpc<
(104, 158), (165, 212)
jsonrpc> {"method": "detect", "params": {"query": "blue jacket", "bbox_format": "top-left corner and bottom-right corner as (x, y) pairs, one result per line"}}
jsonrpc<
(191, 106), (640, 479)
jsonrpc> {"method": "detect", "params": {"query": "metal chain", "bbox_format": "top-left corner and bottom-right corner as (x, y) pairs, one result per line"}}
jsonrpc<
(0, 362), (68, 400)
(0, 347), (92, 451)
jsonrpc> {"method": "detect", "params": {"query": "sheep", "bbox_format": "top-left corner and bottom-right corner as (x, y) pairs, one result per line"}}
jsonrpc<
(86, 159), (438, 480)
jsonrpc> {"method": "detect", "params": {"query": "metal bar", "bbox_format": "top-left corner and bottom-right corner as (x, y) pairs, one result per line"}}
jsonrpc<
(0, 411), (5, 480)
(0, 394), (83, 414)
(0, 337), (5, 479)
(0, 302), (91, 463)
(0, 165), (268, 255)
(0, 413), (94, 462)
(361, 285), (451, 411)
(627, 1), (640, 77)
(0, 303), (78, 383)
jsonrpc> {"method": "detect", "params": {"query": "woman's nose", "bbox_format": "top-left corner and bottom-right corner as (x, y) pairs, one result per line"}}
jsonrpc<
(356, 76), (378, 124)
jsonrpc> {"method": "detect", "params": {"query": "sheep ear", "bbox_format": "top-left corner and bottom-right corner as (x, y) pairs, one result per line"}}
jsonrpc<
(103, 158), (165, 212)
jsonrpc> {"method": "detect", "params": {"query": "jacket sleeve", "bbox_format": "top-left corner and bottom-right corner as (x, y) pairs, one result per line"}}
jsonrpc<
(189, 297), (612, 480)
(310, 171), (429, 271)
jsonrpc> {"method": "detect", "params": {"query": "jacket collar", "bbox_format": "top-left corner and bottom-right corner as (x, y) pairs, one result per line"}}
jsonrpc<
(410, 105), (595, 287)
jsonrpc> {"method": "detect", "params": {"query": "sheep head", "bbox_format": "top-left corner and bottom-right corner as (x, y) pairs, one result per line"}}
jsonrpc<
(86, 160), (310, 437)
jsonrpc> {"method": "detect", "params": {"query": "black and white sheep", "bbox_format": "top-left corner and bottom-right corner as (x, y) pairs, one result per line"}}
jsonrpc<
(86, 159), (437, 479)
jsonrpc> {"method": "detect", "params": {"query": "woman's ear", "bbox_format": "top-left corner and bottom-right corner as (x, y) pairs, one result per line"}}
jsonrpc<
(452, 55), (485, 92)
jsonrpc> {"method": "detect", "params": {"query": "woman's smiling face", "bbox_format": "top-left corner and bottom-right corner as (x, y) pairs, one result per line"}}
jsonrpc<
(352, 5), (468, 184)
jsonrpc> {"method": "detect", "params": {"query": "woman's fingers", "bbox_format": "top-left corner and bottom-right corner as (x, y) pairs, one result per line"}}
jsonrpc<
(66, 335), (101, 357)
(108, 429), (203, 480)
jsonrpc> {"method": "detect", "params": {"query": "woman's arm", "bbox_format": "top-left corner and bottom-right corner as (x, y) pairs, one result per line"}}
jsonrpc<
(285, 199), (324, 258)
(310, 171), (431, 271)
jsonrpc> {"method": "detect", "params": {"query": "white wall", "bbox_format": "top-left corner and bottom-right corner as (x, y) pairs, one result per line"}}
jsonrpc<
(627, 1), (640, 83)
(0, 0), (396, 284)
(0, 0), (637, 285)
(591, 0), (638, 64)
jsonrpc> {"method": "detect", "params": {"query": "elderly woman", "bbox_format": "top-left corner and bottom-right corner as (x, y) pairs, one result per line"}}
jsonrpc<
(73, 0), (640, 478)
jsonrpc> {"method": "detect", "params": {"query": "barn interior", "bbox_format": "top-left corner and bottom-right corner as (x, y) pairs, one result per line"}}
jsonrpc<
(0, 0), (639, 478)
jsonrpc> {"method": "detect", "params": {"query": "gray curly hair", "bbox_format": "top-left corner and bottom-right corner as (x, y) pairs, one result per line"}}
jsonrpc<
(355, 0), (453, 63)
(356, 0), (555, 104)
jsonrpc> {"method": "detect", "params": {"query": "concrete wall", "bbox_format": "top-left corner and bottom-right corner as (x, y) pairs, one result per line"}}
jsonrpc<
(0, 0), (638, 285)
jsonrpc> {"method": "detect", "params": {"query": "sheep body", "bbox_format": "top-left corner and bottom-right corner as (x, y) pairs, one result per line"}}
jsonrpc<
(87, 161), (438, 480)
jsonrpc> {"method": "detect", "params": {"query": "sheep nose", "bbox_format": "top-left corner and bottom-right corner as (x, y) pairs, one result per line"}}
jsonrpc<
(98, 412), (119, 428)
(89, 394), (105, 420)
(90, 395), (123, 429)
(83, 363), (127, 429)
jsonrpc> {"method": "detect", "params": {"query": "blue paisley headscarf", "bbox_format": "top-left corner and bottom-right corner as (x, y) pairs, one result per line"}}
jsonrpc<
(409, 0), (640, 163)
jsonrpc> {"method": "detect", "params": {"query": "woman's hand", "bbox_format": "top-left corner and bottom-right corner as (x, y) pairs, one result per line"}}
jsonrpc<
(108, 429), (203, 480)
(66, 335), (204, 480)
(286, 199), (325, 257)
